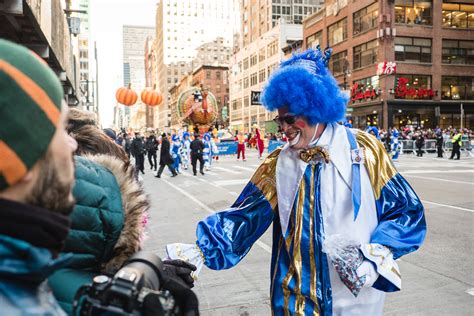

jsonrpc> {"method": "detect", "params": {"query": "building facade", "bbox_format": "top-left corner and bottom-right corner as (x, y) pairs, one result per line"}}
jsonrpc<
(155, 0), (239, 130)
(303, 0), (474, 130)
(240, 0), (324, 47)
(122, 25), (155, 130)
(229, 21), (303, 132)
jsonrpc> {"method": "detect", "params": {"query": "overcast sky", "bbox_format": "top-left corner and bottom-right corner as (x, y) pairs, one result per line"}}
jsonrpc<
(89, 0), (156, 127)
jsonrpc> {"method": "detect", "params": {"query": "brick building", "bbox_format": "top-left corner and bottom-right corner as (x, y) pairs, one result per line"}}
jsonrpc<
(303, 0), (474, 130)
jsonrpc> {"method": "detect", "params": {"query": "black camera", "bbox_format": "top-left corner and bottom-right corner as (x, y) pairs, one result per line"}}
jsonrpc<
(72, 252), (178, 316)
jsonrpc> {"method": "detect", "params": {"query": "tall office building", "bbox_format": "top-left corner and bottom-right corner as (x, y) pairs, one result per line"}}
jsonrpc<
(155, 0), (239, 129)
(240, 0), (324, 47)
(122, 25), (155, 129)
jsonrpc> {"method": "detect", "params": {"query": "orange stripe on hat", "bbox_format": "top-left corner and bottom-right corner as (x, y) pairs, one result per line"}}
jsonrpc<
(0, 60), (61, 126)
(0, 141), (28, 186)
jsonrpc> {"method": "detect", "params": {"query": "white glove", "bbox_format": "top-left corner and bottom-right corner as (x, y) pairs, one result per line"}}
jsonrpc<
(356, 260), (379, 288)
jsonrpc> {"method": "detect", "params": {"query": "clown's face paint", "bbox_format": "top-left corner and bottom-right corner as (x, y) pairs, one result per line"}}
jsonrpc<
(278, 108), (323, 150)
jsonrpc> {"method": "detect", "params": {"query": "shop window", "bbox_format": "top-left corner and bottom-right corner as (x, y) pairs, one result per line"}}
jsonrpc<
(395, 0), (432, 25)
(442, 3), (474, 29)
(328, 18), (347, 47)
(306, 30), (322, 49)
(441, 76), (474, 100)
(353, 39), (378, 70)
(353, 2), (379, 36)
(395, 37), (432, 63)
(329, 50), (348, 76)
(394, 75), (433, 99)
(442, 40), (474, 64)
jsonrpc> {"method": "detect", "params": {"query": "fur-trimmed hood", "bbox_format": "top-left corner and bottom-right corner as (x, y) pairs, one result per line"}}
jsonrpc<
(85, 154), (150, 273)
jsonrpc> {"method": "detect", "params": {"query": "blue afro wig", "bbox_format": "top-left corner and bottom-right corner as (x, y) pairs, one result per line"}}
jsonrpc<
(260, 47), (348, 125)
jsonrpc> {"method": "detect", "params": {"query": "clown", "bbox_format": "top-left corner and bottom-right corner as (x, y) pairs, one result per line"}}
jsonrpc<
(167, 48), (426, 315)
(170, 134), (183, 173)
(181, 132), (191, 170)
(390, 128), (400, 160)
(253, 124), (265, 159)
(202, 132), (218, 171)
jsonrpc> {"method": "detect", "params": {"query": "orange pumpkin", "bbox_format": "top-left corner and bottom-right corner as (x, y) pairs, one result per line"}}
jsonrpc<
(116, 83), (138, 106)
(141, 85), (162, 106)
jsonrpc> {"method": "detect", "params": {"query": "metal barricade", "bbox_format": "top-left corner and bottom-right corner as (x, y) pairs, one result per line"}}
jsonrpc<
(400, 140), (415, 153)
(423, 140), (437, 152)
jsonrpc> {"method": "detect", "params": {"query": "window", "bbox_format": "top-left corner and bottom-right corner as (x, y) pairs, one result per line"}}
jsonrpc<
(244, 77), (249, 89)
(259, 69), (266, 83)
(329, 50), (348, 76)
(353, 40), (378, 69)
(395, 1), (433, 25)
(442, 40), (474, 64)
(216, 84), (221, 93)
(244, 96), (249, 107)
(353, 76), (380, 90)
(232, 99), (238, 111)
(328, 18), (347, 47)
(442, 3), (474, 29)
(206, 70), (211, 79)
(306, 31), (322, 49)
(250, 54), (258, 67)
(395, 37), (432, 63)
(394, 75), (432, 99)
(243, 58), (249, 70)
(353, 2), (379, 36)
(268, 40), (278, 57)
(441, 76), (474, 100)
(250, 72), (258, 86)
(259, 48), (266, 62)
(216, 71), (221, 80)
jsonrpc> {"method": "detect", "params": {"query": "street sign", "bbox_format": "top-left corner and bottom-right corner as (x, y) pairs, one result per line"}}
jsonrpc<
(251, 91), (262, 105)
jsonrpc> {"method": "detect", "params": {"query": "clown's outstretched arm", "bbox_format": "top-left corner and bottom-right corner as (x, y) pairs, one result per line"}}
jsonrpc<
(166, 150), (279, 273)
(357, 132), (427, 292)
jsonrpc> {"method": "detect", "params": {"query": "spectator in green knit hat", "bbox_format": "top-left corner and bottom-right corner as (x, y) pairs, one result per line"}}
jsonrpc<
(0, 39), (78, 314)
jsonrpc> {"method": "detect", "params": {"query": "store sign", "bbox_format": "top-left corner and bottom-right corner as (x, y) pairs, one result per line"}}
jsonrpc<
(251, 91), (261, 105)
(351, 83), (381, 103)
(376, 61), (396, 76)
(393, 77), (437, 99)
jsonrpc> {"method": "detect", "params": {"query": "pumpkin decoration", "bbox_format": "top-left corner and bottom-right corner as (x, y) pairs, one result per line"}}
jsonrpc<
(116, 83), (138, 106)
(141, 84), (162, 106)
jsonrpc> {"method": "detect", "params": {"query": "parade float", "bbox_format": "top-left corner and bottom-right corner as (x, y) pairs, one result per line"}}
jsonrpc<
(176, 87), (217, 134)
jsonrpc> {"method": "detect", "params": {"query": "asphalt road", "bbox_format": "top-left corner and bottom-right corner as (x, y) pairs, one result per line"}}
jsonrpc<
(142, 147), (474, 315)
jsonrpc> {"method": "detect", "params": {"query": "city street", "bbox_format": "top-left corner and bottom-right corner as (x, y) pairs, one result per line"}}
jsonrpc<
(143, 149), (474, 316)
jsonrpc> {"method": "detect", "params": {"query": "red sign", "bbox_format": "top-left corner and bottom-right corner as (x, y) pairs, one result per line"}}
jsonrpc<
(351, 83), (381, 103)
(376, 61), (396, 76)
(393, 77), (437, 99)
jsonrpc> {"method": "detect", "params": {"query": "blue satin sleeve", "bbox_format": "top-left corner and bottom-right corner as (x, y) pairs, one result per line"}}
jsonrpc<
(196, 182), (274, 270)
(371, 173), (427, 260)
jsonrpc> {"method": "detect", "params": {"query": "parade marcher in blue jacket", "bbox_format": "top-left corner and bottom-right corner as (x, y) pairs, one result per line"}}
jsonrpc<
(182, 132), (191, 170)
(171, 134), (183, 173)
(391, 128), (400, 160)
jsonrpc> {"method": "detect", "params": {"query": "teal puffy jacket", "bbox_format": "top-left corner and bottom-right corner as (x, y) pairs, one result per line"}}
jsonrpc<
(0, 235), (70, 315)
(49, 155), (149, 314)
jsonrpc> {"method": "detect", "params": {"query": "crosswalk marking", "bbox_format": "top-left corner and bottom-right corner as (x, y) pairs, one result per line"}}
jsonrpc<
(212, 179), (248, 186)
(213, 166), (241, 174)
(234, 165), (256, 172)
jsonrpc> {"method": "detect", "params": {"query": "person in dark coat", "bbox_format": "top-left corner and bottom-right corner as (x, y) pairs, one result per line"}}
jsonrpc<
(435, 130), (444, 158)
(146, 133), (158, 171)
(190, 133), (205, 176)
(156, 133), (178, 178)
(130, 132), (146, 176)
(415, 132), (425, 157)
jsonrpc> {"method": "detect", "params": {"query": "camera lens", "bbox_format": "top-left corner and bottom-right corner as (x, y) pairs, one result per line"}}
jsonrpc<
(124, 251), (164, 291)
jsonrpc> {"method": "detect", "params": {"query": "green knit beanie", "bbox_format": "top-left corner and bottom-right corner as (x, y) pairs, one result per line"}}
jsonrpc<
(0, 39), (64, 190)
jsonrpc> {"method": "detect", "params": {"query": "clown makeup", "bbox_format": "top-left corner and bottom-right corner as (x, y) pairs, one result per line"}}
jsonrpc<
(277, 108), (323, 150)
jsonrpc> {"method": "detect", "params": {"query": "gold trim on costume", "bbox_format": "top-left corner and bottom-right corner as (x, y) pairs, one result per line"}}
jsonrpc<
(356, 131), (397, 199)
(293, 179), (306, 315)
(250, 148), (280, 209)
(309, 165), (320, 315)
